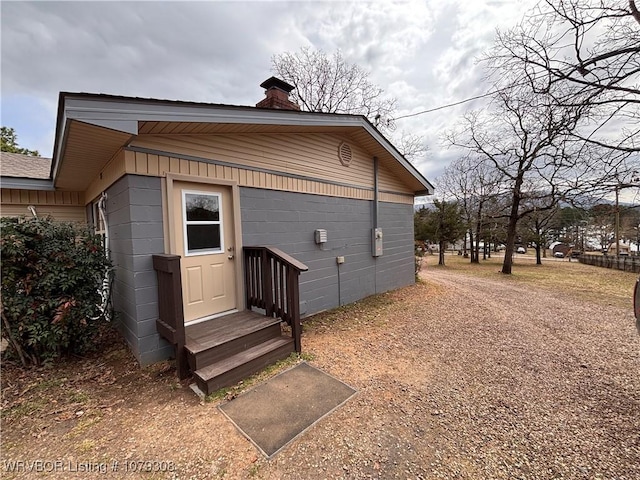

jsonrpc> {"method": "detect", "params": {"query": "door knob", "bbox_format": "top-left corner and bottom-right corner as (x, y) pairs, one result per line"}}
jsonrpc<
(228, 255), (234, 260)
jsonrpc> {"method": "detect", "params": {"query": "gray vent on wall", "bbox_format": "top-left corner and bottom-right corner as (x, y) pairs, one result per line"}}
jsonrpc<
(338, 141), (352, 166)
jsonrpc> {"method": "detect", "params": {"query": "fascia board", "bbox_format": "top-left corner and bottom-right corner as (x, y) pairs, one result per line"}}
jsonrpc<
(0, 177), (55, 191)
(360, 123), (435, 195)
(51, 115), (68, 183)
(63, 97), (364, 128)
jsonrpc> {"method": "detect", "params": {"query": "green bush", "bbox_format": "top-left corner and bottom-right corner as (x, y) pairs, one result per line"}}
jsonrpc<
(1, 217), (112, 366)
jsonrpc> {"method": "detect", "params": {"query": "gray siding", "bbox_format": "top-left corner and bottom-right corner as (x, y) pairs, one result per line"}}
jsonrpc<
(240, 188), (414, 316)
(106, 175), (170, 365)
(104, 177), (414, 366)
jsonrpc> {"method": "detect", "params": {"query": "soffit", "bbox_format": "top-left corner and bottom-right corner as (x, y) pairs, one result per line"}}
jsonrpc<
(54, 120), (131, 191)
(138, 121), (359, 136)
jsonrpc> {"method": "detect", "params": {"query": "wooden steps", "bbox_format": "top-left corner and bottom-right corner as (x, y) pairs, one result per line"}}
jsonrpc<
(193, 337), (294, 395)
(184, 311), (295, 396)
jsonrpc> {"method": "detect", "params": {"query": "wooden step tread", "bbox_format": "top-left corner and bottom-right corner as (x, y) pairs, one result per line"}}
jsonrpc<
(194, 336), (294, 381)
(186, 312), (282, 353)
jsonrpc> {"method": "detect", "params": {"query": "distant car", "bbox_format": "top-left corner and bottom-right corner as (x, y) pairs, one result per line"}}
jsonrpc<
(554, 251), (565, 258)
(516, 246), (526, 254)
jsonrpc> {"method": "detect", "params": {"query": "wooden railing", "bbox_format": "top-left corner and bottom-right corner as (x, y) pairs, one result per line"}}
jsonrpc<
(153, 254), (189, 379)
(244, 246), (309, 353)
(579, 254), (640, 273)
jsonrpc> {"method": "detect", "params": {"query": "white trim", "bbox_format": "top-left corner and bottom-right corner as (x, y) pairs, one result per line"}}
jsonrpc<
(0, 177), (55, 190)
(64, 97), (364, 127)
(184, 309), (239, 327)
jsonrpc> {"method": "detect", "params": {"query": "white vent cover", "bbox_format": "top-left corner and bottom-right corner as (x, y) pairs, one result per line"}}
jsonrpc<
(338, 141), (352, 166)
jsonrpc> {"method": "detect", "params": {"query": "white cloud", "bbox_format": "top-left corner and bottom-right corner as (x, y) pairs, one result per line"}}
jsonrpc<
(1, 0), (539, 182)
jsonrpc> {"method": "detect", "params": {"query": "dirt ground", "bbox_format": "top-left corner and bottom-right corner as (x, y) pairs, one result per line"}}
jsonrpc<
(2, 258), (639, 479)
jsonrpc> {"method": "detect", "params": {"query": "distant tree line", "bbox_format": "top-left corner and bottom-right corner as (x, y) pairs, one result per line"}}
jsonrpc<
(437, 0), (640, 273)
(415, 199), (640, 265)
(1, 126), (40, 157)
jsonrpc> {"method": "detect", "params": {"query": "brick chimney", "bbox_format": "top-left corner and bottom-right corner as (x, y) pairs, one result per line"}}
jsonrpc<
(256, 76), (300, 110)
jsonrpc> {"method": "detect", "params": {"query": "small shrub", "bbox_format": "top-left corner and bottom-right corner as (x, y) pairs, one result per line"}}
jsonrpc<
(1, 217), (112, 366)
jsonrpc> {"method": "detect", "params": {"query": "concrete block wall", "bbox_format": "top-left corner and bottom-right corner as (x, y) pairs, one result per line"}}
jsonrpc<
(240, 188), (415, 316)
(103, 176), (414, 365)
(106, 175), (171, 365)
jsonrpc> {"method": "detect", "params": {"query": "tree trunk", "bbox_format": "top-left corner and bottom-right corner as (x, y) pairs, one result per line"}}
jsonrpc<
(535, 224), (542, 265)
(438, 240), (446, 265)
(502, 193), (521, 274)
(473, 219), (481, 264)
(469, 229), (476, 262)
(1, 306), (30, 367)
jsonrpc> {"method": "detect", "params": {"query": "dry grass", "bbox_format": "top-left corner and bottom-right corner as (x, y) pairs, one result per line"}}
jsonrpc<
(2, 257), (638, 479)
(423, 252), (637, 310)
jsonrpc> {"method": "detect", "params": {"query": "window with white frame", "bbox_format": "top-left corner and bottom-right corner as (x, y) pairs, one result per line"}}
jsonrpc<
(182, 191), (223, 255)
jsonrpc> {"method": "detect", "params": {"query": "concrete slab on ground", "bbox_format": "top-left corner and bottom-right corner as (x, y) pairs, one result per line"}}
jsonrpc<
(219, 362), (356, 457)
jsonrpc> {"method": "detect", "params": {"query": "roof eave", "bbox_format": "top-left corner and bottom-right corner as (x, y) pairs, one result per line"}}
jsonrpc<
(53, 92), (434, 194)
(359, 120), (434, 195)
(0, 177), (55, 191)
(61, 94), (366, 129)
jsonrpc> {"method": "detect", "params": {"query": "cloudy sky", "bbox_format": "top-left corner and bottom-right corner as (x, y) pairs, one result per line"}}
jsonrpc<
(1, 0), (538, 183)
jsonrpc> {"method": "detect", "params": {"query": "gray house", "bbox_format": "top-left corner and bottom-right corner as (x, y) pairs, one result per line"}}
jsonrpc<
(0, 78), (433, 394)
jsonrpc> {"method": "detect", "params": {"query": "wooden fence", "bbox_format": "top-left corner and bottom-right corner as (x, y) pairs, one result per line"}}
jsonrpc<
(578, 254), (640, 274)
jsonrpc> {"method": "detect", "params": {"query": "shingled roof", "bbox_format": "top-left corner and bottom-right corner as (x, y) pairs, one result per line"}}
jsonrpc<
(0, 152), (51, 179)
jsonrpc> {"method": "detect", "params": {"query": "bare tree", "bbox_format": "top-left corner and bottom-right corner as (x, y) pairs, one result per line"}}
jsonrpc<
(395, 131), (428, 164)
(491, 0), (640, 153)
(446, 82), (610, 274)
(520, 199), (561, 264)
(438, 156), (504, 263)
(272, 47), (397, 127)
(272, 47), (426, 160)
(445, 0), (639, 274)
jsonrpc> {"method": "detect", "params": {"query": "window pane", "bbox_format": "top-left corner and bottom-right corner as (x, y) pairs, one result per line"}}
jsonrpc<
(185, 194), (219, 221)
(186, 224), (221, 252)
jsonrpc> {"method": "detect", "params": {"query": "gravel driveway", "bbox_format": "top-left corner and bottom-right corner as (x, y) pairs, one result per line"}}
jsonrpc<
(260, 266), (640, 479)
(3, 265), (638, 479)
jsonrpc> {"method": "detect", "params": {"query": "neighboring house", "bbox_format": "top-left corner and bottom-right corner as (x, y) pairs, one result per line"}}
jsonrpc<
(607, 241), (631, 255)
(552, 243), (571, 257)
(0, 152), (86, 222)
(0, 77), (433, 394)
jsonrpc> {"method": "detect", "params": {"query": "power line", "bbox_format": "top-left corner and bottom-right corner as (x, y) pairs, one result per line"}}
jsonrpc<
(392, 91), (497, 121)
(392, 82), (526, 121)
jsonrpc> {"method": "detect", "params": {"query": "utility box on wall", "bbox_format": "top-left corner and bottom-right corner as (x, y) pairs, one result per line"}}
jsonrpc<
(372, 228), (383, 257)
(314, 229), (328, 244)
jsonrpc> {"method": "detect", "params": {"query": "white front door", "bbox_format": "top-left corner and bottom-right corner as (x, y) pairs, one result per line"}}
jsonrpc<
(173, 181), (237, 323)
